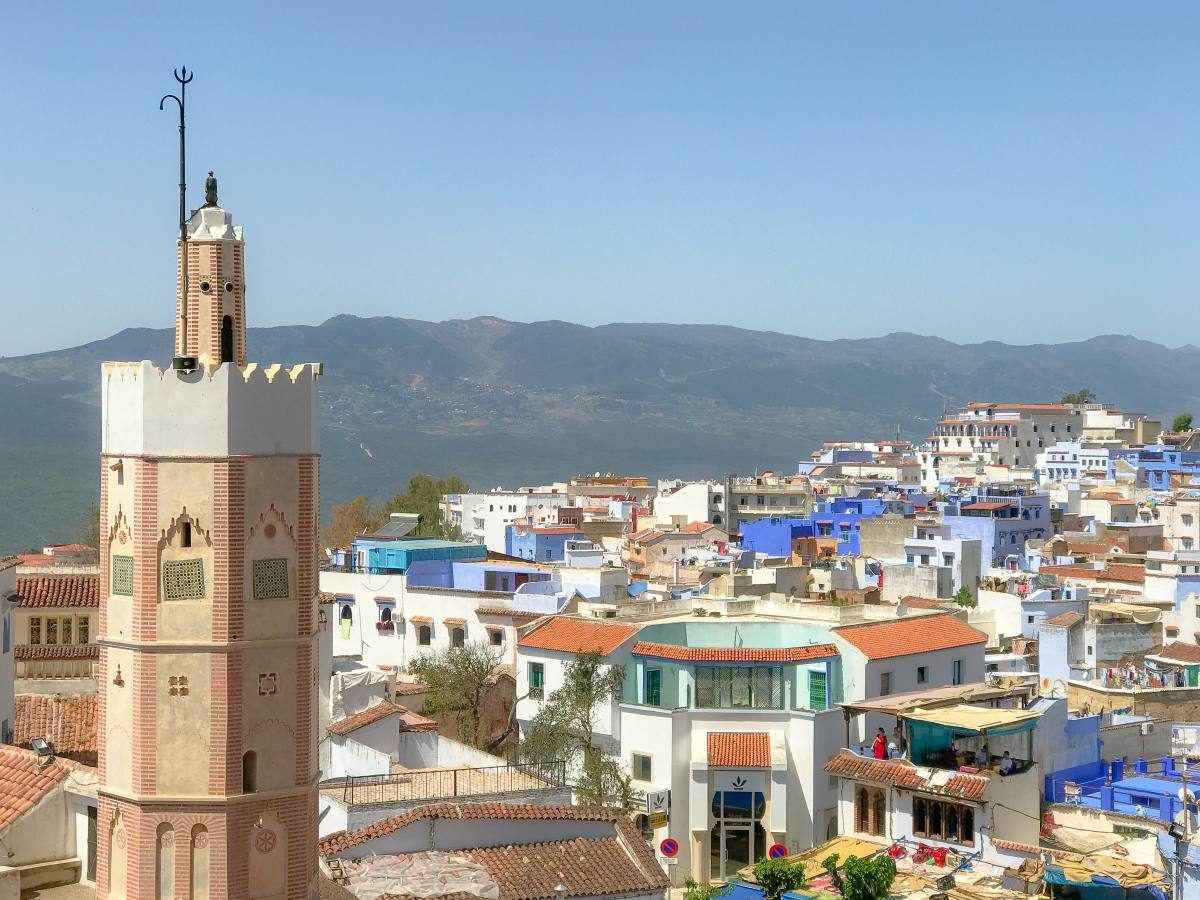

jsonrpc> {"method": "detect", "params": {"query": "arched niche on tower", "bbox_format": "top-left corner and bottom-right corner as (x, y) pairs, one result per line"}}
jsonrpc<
(248, 811), (288, 899)
(243, 505), (298, 641)
(157, 508), (215, 642)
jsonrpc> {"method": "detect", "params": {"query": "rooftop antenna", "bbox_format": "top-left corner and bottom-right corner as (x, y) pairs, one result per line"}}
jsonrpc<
(160, 67), (197, 371)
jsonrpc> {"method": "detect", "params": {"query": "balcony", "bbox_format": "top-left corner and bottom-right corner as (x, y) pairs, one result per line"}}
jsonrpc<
(15, 644), (99, 679)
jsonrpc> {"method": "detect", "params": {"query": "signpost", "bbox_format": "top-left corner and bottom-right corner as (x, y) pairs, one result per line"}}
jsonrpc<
(768, 843), (788, 860)
(659, 838), (679, 858)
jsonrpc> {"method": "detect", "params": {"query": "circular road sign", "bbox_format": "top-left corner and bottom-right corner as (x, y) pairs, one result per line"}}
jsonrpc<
(768, 843), (788, 859)
(659, 838), (679, 858)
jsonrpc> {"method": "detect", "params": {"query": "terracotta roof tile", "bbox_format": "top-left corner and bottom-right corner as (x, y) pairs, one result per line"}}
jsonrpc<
(0, 746), (70, 830)
(833, 615), (986, 660)
(319, 803), (628, 856)
(442, 617), (467, 625)
(1157, 641), (1200, 664)
(16, 575), (99, 608)
(392, 681), (429, 696)
(1039, 564), (1145, 584)
(517, 618), (639, 656)
(328, 700), (434, 736)
(708, 732), (771, 767)
(0, 557), (20, 573)
(476, 607), (543, 621)
(1044, 612), (1082, 628)
(14, 644), (98, 660)
(899, 596), (946, 609)
(13, 695), (97, 766)
(823, 749), (990, 800)
(633, 641), (838, 663)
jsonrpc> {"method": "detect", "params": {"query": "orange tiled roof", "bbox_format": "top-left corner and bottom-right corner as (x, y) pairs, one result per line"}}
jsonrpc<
(633, 641), (838, 663)
(516, 618), (639, 656)
(475, 606), (542, 621)
(823, 749), (990, 799)
(16, 575), (99, 608)
(899, 596), (946, 609)
(0, 557), (20, 573)
(14, 644), (98, 660)
(1044, 611), (1082, 628)
(319, 803), (628, 856)
(835, 614), (984, 662)
(0, 746), (71, 831)
(833, 614), (986, 660)
(442, 617), (466, 625)
(14, 695), (97, 766)
(1040, 564), (1145, 584)
(1157, 641), (1200, 664)
(328, 701), (435, 736)
(708, 732), (771, 767)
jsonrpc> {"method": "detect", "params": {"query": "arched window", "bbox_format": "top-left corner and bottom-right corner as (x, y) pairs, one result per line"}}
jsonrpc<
(417, 624), (432, 646)
(242, 750), (257, 793)
(339, 604), (352, 641)
(380, 607), (392, 625)
(190, 824), (210, 900)
(156, 823), (175, 899)
(220, 316), (233, 364)
(451, 626), (465, 648)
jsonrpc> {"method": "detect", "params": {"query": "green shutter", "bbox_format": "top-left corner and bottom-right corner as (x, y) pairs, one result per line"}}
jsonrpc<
(808, 670), (827, 711)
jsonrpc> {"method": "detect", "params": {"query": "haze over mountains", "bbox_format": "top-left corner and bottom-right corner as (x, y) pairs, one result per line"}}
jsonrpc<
(1, 315), (1197, 553)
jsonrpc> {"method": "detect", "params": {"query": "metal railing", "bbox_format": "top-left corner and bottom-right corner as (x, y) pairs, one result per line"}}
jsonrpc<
(334, 758), (567, 806)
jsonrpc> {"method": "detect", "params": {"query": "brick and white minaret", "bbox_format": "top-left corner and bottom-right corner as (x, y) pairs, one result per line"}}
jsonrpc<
(96, 184), (321, 899)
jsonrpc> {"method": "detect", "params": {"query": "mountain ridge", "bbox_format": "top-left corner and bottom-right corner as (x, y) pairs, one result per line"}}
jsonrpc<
(1, 315), (1195, 553)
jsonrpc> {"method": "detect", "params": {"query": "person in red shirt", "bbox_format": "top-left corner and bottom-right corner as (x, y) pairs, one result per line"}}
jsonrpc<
(872, 727), (889, 760)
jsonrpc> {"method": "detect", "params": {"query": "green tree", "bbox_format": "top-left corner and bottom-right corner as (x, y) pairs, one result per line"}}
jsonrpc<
(1060, 388), (1096, 405)
(682, 879), (730, 900)
(954, 585), (977, 609)
(376, 474), (469, 539)
(409, 640), (503, 748)
(322, 495), (382, 550)
(75, 500), (101, 548)
(752, 857), (807, 900)
(821, 853), (896, 900)
(1172, 414), (1194, 434)
(520, 651), (633, 809)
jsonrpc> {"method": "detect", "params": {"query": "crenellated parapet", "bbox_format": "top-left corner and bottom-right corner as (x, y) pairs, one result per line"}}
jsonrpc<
(101, 359), (322, 457)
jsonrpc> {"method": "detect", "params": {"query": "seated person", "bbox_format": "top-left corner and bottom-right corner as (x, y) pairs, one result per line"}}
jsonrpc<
(999, 751), (1014, 775)
(974, 743), (989, 767)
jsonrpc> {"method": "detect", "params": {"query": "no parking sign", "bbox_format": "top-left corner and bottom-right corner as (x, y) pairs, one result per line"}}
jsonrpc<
(659, 838), (679, 858)
(768, 843), (788, 859)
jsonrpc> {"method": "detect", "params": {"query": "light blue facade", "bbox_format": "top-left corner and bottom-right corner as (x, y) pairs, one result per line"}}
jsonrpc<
(940, 488), (1050, 565)
(352, 537), (487, 574)
(1108, 445), (1183, 490)
(625, 620), (843, 712)
(505, 526), (584, 562)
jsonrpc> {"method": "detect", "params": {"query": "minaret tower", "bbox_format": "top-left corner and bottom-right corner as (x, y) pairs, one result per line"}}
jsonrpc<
(96, 72), (321, 899)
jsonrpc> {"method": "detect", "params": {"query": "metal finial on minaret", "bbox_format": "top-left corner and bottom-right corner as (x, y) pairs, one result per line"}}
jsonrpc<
(160, 66), (197, 370)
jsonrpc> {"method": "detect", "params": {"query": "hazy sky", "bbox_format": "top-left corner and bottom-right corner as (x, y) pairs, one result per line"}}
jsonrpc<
(2, 3), (1199, 356)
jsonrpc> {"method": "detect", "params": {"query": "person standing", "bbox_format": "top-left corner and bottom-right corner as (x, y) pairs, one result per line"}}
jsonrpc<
(873, 727), (889, 760)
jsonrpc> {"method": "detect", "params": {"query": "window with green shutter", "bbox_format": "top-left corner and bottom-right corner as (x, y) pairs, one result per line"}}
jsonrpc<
(807, 670), (827, 711)
(645, 668), (662, 707)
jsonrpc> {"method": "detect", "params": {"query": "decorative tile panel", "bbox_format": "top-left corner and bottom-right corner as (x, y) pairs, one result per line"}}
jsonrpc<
(258, 673), (277, 696)
(163, 558), (205, 601)
(252, 558), (289, 600)
(111, 555), (134, 596)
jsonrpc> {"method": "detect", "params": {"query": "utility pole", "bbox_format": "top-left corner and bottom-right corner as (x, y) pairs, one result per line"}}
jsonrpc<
(160, 66), (194, 367)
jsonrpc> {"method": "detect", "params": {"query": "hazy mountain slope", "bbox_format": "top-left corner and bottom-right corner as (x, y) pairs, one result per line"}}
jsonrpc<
(1, 317), (1196, 553)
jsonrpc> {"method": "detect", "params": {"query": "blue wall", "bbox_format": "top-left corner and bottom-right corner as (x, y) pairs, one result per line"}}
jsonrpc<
(739, 498), (888, 557)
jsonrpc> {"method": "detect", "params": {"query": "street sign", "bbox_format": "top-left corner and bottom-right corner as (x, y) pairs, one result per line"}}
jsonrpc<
(768, 843), (788, 859)
(649, 811), (669, 830)
(659, 838), (679, 858)
(647, 789), (671, 814)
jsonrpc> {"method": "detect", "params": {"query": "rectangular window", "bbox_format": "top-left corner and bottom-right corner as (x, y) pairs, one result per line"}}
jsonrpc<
(808, 670), (827, 710)
(111, 555), (135, 597)
(62, 617), (72, 645)
(694, 666), (783, 709)
(544, 548), (552, 560)
(912, 797), (975, 846)
(46, 618), (58, 645)
(880, 671), (892, 696)
(917, 666), (928, 684)
(28, 617), (40, 646)
(2, 616), (8, 654)
(632, 753), (652, 782)
(529, 662), (545, 700)
(952, 659), (963, 686)
(252, 558), (290, 600)
(645, 668), (663, 707)
(78, 616), (89, 645)
(162, 559), (205, 601)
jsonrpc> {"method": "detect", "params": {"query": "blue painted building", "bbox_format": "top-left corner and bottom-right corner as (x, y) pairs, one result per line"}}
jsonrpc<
(348, 536), (487, 574)
(940, 487), (1051, 566)
(505, 524), (585, 562)
(738, 497), (889, 558)
(1108, 445), (1183, 490)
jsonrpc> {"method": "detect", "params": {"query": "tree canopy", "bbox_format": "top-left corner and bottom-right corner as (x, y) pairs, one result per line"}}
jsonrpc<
(409, 640), (503, 748)
(1060, 388), (1096, 405)
(321, 474), (470, 549)
(1172, 414), (1194, 434)
(752, 857), (807, 900)
(821, 853), (896, 900)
